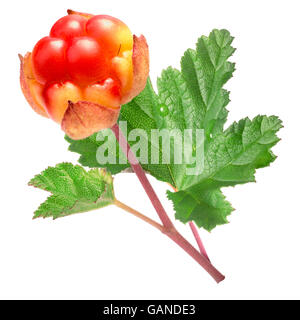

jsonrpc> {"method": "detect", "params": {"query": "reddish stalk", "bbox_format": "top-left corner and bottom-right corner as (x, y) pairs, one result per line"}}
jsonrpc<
(170, 185), (210, 262)
(189, 221), (210, 262)
(111, 124), (174, 230)
(111, 123), (224, 283)
(114, 199), (164, 232)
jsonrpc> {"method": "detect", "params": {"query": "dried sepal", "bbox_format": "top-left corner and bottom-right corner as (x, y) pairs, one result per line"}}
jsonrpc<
(19, 53), (48, 118)
(121, 35), (149, 104)
(61, 101), (120, 140)
(67, 9), (93, 19)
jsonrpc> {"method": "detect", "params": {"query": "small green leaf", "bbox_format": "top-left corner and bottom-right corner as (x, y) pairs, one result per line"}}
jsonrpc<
(29, 163), (115, 219)
(167, 189), (233, 232)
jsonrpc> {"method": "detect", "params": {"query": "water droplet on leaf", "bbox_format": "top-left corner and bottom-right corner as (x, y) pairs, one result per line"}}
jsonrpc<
(158, 104), (169, 117)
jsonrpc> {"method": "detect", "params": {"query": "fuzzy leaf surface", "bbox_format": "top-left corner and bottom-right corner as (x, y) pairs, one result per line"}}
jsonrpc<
(29, 163), (115, 219)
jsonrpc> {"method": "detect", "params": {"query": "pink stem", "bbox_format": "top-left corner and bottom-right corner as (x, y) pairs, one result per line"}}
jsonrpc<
(169, 185), (210, 261)
(189, 221), (210, 262)
(111, 123), (224, 283)
(111, 124), (174, 230)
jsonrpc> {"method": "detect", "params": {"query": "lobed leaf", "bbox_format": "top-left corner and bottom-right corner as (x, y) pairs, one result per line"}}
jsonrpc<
(66, 30), (282, 231)
(29, 163), (115, 219)
(167, 115), (282, 230)
(167, 188), (233, 232)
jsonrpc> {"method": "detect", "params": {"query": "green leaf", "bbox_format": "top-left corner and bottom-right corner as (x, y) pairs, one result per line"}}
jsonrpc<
(66, 29), (282, 231)
(29, 163), (115, 219)
(168, 115), (282, 230)
(179, 29), (235, 138)
(167, 189), (233, 232)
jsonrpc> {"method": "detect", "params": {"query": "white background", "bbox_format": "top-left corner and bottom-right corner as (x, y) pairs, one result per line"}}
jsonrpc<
(0, 0), (299, 299)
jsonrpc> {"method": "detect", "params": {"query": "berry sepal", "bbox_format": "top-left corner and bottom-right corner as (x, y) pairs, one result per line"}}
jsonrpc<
(61, 101), (120, 140)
